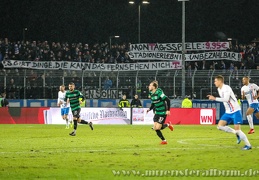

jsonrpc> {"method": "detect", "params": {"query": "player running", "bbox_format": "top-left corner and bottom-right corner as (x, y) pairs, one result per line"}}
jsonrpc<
(207, 75), (251, 150)
(57, 85), (72, 129)
(65, 82), (93, 136)
(147, 80), (173, 145)
(241, 76), (259, 134)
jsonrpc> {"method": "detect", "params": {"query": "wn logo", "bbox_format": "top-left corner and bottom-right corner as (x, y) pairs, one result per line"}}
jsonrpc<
(200, 109), (213, 124)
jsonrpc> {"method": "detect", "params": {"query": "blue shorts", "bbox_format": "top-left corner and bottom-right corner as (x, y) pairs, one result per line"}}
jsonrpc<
(249, 103), (259, 113)
(61, 107), (69, 116)
(220, 110), (243, 125)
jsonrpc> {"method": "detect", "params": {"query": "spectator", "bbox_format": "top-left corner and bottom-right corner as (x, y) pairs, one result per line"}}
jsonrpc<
(131, 94), (142, 107)
(103, 77), (112, 90)
(118, 94), (130, 108)
(229, 63), (234, 72)
(181, 95), (192, 108)
(194, 62), (199, 70)
(84, 51), (92, 62)
(7, 78), (16, 99)
(232, 66), (239, 80)
(136, 79), (142, 97)
(201, 60), (207, 70)
(187, 64), (192, 77)
(220, 60), (226, 72)
(0, 92), (9, 107)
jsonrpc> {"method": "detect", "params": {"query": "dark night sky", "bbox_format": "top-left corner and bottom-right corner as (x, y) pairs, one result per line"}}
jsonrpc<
(1, 0), (259, 44)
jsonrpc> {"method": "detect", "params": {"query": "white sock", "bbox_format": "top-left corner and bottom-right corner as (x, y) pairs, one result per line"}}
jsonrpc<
(247, 115), (254, 129)
(236, 130), (251, 146)
(217, 126), (236, 134)
(65, 119), (69, 126)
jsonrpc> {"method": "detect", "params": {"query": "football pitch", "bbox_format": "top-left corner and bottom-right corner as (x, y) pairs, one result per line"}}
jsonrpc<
(0, 124), (259, 180)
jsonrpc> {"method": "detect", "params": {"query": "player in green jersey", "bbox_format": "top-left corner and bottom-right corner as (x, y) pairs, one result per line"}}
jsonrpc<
(65, 82), (93, 136)
(147, 80), (173, 144)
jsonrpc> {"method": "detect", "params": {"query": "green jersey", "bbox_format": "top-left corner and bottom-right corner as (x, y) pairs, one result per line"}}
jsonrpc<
(150, 88), (168, 115)
(65, 90), (84, 111)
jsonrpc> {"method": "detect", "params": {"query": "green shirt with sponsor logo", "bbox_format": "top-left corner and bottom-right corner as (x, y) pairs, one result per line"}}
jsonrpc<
(150, 88), (168, 115)
(65, 90), (84, 111)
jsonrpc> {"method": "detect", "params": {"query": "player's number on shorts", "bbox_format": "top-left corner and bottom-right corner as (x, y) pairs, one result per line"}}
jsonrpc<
(158, 117), (164, 123)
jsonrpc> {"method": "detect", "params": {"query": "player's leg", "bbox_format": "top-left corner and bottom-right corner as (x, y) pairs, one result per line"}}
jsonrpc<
(64, 114), (69, 129)
(69, 117), (78, 136)
(76, 108), (94, 130)
(69, 110), (79, 136)
(246, 106), (255, 134)
(153, 115), (167, 144)
(160, 116), (174, 131)
(233, 110), (251, 150)
(217, 114), (240, 144)
(64, 107), (72, 128)
(63, 108), (69, 129)
(61, 108), (68, 129)
(217, 115), (236, 134)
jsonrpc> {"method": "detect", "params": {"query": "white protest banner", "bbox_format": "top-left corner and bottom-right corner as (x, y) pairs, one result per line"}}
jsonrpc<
(2, 60), (182, 71)
(186, 51), (241, 61)
(44, 107), (131, 124)
(128, 51), (241, 61)
(130, 42), (229, 52)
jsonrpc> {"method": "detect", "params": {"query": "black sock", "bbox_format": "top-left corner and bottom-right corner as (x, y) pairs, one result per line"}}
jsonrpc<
(156, 130), (165, 140)
(161, 124), (168, 130)
(80, 120), (88, 124)
(73, 120), (78, 130)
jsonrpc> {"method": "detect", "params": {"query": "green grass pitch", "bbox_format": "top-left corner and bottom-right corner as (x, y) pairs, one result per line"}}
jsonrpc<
(0, 124), (259, 180)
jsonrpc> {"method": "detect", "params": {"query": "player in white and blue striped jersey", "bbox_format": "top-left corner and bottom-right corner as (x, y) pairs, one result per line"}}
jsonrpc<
(241, 76), (259, 134)
(207, 75), (251, 150)
(57, 85), (71, 129)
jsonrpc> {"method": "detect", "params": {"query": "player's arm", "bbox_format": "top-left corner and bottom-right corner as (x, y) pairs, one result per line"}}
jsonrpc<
(254, 84), (259, 99)
(256, 90), (259, 99)
(147, 103), (155, 113)
(79, 91), (85, 104)
(64, 92), (69, 104)
(214, 91), (231, 102)
(57, 92), (62, 106)
(241, 88), (245, 100)
(159, 91), (171, 115)
(165, 96), (170, 111)
(164, 96), (171, 115)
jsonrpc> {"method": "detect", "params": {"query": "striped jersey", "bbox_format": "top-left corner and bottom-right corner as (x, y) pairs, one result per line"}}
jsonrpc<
(216, 84), (240, 113)
(150, 88), (168, 115)
(65, 90), (84, 111)
(57, 91), (70, 108)
(241, 83), (259, 105)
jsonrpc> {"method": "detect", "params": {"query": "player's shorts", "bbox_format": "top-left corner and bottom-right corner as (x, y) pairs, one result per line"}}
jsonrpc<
(249, 103), (259, 113)
(220, 110), (243, 125)
(153, 114), (167, 124)
(61, 107), (69, 116)
(72, 108), (81, 118)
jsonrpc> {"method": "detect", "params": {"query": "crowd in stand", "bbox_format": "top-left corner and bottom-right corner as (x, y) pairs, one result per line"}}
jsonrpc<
(1, 38), (259, 69)
(1, 37), (259, 99)
(0, 38), (133, 64)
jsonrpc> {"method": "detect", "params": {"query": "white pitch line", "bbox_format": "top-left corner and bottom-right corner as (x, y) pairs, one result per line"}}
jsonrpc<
(0, 146), (226, 155)
(1, 137), (258, 155)
(177, 137), (259, 149)
(1, 144), (254, 155)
